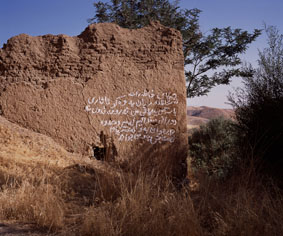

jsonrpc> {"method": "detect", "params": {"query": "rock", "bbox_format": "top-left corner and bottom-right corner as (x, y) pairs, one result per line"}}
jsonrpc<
(0, 22), (187, 175)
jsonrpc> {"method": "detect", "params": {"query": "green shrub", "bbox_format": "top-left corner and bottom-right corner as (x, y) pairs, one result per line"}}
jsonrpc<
(188, 117), (238, 179)
(229, 26), (283, 179)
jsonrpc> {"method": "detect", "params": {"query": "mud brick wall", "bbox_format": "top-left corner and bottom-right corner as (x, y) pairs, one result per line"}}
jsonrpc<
(0, 22), (187, 172)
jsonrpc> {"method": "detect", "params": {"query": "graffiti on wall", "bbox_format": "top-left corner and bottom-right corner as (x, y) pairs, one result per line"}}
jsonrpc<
(85, 90), (178, 144)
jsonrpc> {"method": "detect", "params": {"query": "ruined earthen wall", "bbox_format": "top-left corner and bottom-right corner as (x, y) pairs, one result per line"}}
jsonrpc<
(0, 22), (187, 170)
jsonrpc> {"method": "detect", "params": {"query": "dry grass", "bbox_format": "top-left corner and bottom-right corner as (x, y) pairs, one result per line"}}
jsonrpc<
(0, 155), (283, 235)
(1, 117), (283, 235)
(80, 172), (201, 236)
(79, 170), (283, 236)
(0, 179), (65, 231)
(191, 174), (283, 236)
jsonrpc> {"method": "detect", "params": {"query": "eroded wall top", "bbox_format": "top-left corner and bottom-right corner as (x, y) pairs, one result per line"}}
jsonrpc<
(0, 22), (187, 172)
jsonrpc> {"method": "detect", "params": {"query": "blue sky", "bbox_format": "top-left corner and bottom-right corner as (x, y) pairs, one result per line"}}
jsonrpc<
(1, 0), (283, 108)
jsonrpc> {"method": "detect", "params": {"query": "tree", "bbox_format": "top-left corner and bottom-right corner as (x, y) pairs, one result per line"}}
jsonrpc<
(229, 26), (283, 168)
(88, 0), (261, 98)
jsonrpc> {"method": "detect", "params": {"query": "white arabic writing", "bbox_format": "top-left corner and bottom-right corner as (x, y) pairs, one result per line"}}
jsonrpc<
(85, 90), (178, 144)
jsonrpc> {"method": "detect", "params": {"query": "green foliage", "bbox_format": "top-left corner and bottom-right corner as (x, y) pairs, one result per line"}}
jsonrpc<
(188, 117), (238, 179)
(229, 26), (283, 168)
(89, 0), (261, 98)
(186, 27), (260, 97)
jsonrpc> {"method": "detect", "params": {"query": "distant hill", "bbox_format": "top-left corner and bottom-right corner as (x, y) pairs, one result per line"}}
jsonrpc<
(187, 106), (234, 129)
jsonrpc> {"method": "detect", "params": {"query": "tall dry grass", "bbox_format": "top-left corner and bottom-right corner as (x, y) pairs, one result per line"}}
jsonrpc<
(191, 172), (283, 236)
(0, 155), (283, 235)
(1, 114), (282, 234)
(80, 172), (201, 236)
(0, 179), (65, 231)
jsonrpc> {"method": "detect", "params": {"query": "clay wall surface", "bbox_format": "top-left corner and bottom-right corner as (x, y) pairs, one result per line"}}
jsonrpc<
(0, 22), (187, 170)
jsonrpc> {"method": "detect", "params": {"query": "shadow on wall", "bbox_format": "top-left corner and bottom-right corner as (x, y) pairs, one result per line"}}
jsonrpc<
(90, 132), (187, 181)
(91, 131), (118, 162)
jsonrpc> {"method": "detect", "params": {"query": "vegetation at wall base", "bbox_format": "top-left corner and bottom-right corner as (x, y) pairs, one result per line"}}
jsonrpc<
(1, 112), (283, 235)
(1, 152), (283, 235)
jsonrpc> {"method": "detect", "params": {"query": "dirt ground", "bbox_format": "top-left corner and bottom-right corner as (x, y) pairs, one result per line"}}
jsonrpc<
(0, 221), (52, 236)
